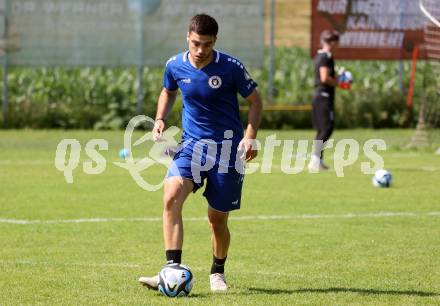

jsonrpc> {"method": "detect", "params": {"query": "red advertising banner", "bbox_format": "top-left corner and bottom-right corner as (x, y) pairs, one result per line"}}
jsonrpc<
(311, 0), (427, 59)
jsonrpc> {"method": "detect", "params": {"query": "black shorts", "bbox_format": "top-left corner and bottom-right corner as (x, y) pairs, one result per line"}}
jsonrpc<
(312, 92), (334, 131)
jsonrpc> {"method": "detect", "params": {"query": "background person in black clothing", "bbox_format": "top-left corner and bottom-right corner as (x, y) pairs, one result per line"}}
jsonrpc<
(308, 30), (340, 172)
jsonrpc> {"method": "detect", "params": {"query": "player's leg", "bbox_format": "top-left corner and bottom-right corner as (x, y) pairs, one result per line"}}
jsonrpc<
(321, 96), (335, 146)
(204, 163), (243, 292)
(309, 98), (332, 171)
(318, 100), (334, 169)
(208, 207), (230, 264)
(208, 207), (230, 292)
(139, 143), (200, 290)
(208, 209), (230, 259)
(309, 98), (326, 171)
(138, 176), (193, 290)
(162, 176), (194, 261)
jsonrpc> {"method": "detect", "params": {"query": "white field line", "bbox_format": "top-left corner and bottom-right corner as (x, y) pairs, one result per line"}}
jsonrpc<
(0, 152), (431, 165)
(0, 260), (301, 277)
(268, 164), (440, 172)
(0, 260), (141, 269)
(1, 211), (440, 225)
(0, 260), (215, 273)
(0, 260), (339, 280)
(0, 259), (217, 272)
(0, 160), (54, 165)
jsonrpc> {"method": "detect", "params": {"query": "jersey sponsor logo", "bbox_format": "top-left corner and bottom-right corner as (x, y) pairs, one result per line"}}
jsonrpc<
(208, 75), (222, 89)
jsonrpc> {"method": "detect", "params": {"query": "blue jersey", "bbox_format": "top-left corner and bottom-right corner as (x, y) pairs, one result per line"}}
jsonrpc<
(163, 50), (257, 144)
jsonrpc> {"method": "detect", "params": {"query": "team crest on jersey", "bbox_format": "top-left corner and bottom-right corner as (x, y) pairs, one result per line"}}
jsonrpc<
(208, 75), (222, 89)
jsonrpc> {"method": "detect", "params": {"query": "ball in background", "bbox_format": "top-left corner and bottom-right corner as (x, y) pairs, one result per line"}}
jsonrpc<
(372, 169), (392, 188)
(118, 148), (130, 159)
(338, 70), (353, 90)
(158, 263), (193, 297)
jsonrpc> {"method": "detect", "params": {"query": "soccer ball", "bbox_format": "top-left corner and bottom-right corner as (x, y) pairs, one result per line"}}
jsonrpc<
(338, 70), (353, 89)
(118, 148), (130, 159)
(372, 169), (392, 188)
(158, 263), (193, 297)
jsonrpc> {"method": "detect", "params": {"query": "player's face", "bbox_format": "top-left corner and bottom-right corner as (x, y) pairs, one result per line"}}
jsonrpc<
(187, 32), (216, 64)
(329, 41), (339, 52)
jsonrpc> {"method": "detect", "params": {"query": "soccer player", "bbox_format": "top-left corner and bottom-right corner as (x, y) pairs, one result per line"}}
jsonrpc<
(308, 30), (340, 172)
(139, 14), (262, 292)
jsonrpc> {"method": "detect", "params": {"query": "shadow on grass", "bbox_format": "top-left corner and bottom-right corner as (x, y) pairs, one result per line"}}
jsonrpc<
(186, 293), (211, 298)
(148, 291), (211, 299)
(248, 287), (439, 297)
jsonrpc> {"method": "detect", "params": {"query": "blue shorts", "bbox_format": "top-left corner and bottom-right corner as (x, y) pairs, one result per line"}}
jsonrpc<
(167, 139), (244, 213)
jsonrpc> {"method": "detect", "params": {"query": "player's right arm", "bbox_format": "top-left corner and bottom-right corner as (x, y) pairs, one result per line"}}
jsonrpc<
(153, 57), (179, 141)
(153, 88), (178, 141)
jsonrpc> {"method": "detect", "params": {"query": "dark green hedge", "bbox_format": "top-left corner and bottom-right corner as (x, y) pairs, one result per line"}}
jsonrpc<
(0, 47), (437, 129)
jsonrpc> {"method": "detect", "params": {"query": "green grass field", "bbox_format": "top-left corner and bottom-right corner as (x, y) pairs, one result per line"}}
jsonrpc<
(1, 129), (439, 305)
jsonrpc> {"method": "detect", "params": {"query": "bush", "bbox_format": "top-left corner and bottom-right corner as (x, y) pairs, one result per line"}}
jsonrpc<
(0, 47), (437, 129)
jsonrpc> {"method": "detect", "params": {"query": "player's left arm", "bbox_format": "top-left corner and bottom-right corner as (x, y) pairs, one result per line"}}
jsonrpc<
(232, 61), (262, 162)
(320, 66), (338, 87)
(240, 89), (263, 162)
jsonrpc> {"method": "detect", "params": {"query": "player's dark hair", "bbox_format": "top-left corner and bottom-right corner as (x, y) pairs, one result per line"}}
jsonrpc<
(188, 14), (218, 37)
(321, 30), (340, 44)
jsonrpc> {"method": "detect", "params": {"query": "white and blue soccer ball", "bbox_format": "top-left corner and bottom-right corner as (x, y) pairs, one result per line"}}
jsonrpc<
(118, 148), (130, 159)
(372, 169), (392, 188)
(339, 70), (353, 83)
(158, 263), (193, 297)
